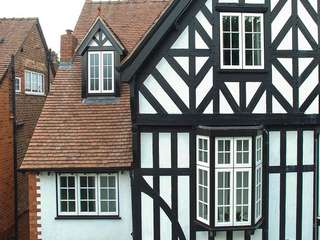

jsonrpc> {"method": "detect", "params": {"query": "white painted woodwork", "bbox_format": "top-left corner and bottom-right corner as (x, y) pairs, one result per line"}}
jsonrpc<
(269, 131), (281, 166)
(302, 172), (314, 240)
(285, 173), (297, 240)
(156, 58), (189, 107)
(268, 174), (281, 240)
(159, 133), (172, 168)
(286, 131), (297, 166)
(177, 133), (190, 168)
(141, 133), (153, 168)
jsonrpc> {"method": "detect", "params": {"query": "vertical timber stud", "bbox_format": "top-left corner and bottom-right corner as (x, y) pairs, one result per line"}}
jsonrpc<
(262, 129), (269, 240)
(189, 21), (196, 112)
(296, 129), (303, 240)
(153, 132), (160, 240)
(315, 129), (319, 240)
(172, 132), (178, 240)
(279, 130), (286, 240)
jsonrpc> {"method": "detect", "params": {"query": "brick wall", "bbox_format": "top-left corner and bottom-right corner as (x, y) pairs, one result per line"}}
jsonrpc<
(0, 22), (52, 240)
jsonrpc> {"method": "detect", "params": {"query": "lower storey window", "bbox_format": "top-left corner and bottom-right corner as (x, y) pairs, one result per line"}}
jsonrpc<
(58, 173), (118, 216)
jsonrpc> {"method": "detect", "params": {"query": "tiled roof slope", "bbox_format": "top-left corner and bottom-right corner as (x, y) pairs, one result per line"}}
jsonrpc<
(74, 0), (171, 53)
(21, 58), (132, 170)
(0, 18), (37, 81)
(21, 0), (172, 170)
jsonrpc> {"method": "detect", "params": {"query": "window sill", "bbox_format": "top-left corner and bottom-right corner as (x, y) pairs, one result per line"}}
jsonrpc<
(82, 96), (120, 104)
(25, 92), (46, 97)
(194, 218), (263, 232)
(55, 215), (121, 220)
(218, 68), (268, 73)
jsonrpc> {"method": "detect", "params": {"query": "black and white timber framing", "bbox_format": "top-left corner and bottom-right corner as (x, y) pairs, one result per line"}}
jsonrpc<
(120, 0), (320, 239)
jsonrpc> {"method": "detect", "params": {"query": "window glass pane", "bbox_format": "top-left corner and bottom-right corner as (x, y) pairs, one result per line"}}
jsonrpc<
(235, 171), (250, 223)
(197, 137), (209, 165)
(235, 139), (250, 165)
(217, 139), (232, 165)
(231, 16), (239, 31)
(79, 176), (96, 213)
(217, 171), (232, 223)
(103, 53), (113, 92)
(59, 175), (76, 213)
(223, 16), (230, 31)
(198, 168), (209, 221)
(25, 72), (31, 92)
(223, 50), (231, 65)
(89, 53), (100, 92)
(99, 175), (118, 214)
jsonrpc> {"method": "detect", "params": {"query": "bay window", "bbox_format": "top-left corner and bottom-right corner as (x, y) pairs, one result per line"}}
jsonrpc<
(196, 132), (263, 229)
(88, 51), (114, 94)
(220, 13), (264, 69)
(58, 173), (118, 217)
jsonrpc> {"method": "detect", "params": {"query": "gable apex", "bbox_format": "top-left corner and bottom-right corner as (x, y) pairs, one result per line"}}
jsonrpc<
(76, 16), (126, 55)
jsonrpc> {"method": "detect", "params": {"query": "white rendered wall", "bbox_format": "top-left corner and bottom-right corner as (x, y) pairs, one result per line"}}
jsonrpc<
(39, 171), (132, 240)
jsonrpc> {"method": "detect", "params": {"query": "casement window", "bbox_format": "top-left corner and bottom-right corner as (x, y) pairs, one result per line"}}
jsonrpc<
(88, 51), (114, 94)
(15, 77), (21, 93)
(255, 135), (263, 222)
(25, 70), (44, 95)
(220, 13), (264, 69)
(196, 136), (210, 224)
(215, 137), (252, 226)
(58, 173), (118, 216)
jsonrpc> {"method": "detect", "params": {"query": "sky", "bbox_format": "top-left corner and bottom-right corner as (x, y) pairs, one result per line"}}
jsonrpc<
(0, 0), (86, 55)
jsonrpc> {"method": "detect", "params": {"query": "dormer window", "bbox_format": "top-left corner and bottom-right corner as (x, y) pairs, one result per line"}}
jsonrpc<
(76, 17), (125, 99)
(88, 51), (114, 94)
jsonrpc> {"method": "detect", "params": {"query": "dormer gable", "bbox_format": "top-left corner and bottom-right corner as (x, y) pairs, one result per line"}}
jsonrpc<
(77, 17), (126, 99)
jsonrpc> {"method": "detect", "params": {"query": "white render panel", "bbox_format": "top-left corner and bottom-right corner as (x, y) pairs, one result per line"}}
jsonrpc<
(196, 11), (212, 38)
(305, 96), (319, 114)
(298, 0), (318, 43)
(143, 176), (153, 188)
(272, 66), (293, 106)
(269, 131), (281, 166)
(277, 29), (293, 50)
(196, 56), (209, 75)
(268, 174), (281, 240)
(299, 66), (318, 107)
(302, 172), (314, 240)
(205, 0), (213, 13)
(204, 100), (213, 114)
(171, 26), (189, 49)
(215, 232), (226, 240)
(278, 58), (293, 76)
(178, 176), (190, 240)
(286, 131), (297, 166)
(196, 231), (209, 240)
(39, 172), (132, 240)
(298, 29), (312, 50)
(142, 193), (154, 240)
(141, 132), (153, 168)
(272, 96), (287, 113)
(195, 30), (209, 49)
(285, 173), (297, 240)
(159, 132), (172, 168)
(225, 82), (240, 106)
(298, 58), (313, 76)
(270, 0), (280, 11)
(160, 176), (172, 240)
(233, 231), (244, 239)
(303, 130), (314, 165)
(144, 75), (181, 114)
(253, 92), (266, 114)
(174, 56), (189, 74)
(251, 229), (263, 240)
(308, 0), (317, 12)
(246, 82), (261, 107)
(139, 92), (157, 114)
(177, 133), (190, 168)
(272, 0), (291, 41)
(156, 58), (189, 107)
(196, 67), (213, 107)
(220, 91), (234, 114)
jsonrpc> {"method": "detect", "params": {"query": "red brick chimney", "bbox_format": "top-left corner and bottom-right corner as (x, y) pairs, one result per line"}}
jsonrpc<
(60, 30), (77, 63)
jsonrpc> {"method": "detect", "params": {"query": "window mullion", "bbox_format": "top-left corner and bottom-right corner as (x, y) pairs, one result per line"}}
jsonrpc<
(100, 52), (103, 93)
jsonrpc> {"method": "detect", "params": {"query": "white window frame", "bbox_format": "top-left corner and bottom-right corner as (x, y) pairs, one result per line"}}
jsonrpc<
(25, 70), (45, 95)
(196, 135), (210, 225)
(220, 13), (243, 70)
(98, 173), (119, 216)
(255, 135), (263, 223)
(57, 173), (119, 216)
(15, 77), (21, 93)
(215, 137), (252, 227)
(197, 135), (210, 167)
(78, 174), (98, 215)
(219, 0), (265, 4)
(220, 13), (264, 70)
(88, 51), (114, 94)
(58, 174), (78, 216)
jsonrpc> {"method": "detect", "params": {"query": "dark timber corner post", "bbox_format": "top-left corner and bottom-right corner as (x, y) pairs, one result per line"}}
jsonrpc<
(10, 54), (18, 240)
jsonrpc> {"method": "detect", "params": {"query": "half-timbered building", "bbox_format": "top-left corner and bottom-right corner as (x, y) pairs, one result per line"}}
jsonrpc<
(22, 0), (320, 239)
